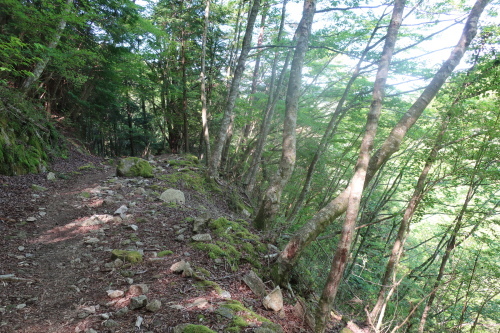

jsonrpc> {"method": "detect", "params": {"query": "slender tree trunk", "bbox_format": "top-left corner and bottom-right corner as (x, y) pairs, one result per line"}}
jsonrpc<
(369, 114), (450, 329)
(271, 0), (489, 286)
(200, 0), (211, 162)
(20, 0), (74, 94)
(253, 0), (316, 230)
(208, 0), (261, 177)
(243, 19), (291, 195)
(181, 27), (189, 153)
(314, 2), (405, 331)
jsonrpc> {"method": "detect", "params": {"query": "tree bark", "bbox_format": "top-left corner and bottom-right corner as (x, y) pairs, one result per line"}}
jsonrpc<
(272, 0), (489, 286)
(200, 0), (211, 162)
(20, 0), (74, 95)
(253, 0), (316, 230)
(208, 0), (261, 177)
(369, 114), (450, 329)
(314, 2), (405, 331)
(244, 0), (289, 194)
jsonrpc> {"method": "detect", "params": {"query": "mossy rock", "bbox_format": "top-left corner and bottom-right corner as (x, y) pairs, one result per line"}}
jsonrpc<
(116, 157), (153, 178)
(220, 300), (272, 332)
(158, 250), (173, 257)
(111, 249), (143, 263)
(173, 324), (216, 333)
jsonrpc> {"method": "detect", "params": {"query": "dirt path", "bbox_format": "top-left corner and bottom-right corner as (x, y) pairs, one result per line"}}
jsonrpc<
(0, 153), (307, 333)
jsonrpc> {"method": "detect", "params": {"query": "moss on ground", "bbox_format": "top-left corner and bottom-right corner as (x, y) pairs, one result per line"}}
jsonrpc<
(220, 300), (271, 332)
(158, 250), (173, 257)
(179, 324), (216, 333)
(111, 249), (143, 263)
(117, 157), (153, 178)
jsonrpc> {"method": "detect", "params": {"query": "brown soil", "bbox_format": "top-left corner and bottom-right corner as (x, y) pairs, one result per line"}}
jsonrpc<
(0, 147), (311, 333)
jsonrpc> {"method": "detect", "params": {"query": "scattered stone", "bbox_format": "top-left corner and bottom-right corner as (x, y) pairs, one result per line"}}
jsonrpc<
(193, 216), (210, 233)
(175, 228), (187, 235)
(218, 290), (231, 299)
(128, 284), (149, 295)
(215, 306), (234, 319)
(114, 205), (128, 218)
(186, 298), (208, 309)
(116, 157), (154, 178)
(170, 260), (190, 274)
(31, 184), (48, 192)
(86, 329), (98, 333)
(103, 319), (119, 328)
(159, 189), (185, 205)
(39, 211), (47, 217)
(47, 172), (56, 180)
(115, 307), (129, 317)
(242, 209), (251, 218)
(146, 299), (162, 312)
(84, 237), (100, 245)
(18, 246), (25, 252)
(175, 234), (185, 241)
(128, 224), (139, 231)
(69, 285), (80, 293)
(242, 270), (268, 298)
(191, 233), (212, 242)
(130, 295), (148, 310)
(263, 286), (283, 312)
(100, 313), (110, 320)
(16, 304), (26, 310)
(111, 249), (143, 263)
(169, 304), (185, 310)
(182, 267), (194, 277)
(26, 217), (37, 223)
(107, 290), (124, 299)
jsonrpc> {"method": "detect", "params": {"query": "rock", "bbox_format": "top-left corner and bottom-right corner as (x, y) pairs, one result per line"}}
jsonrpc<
(115, 307), (129, 317)
(263, 286), (283, 312)
(47, 172), (56, 180)
(18, 246), (25, 251)
(103, 319), (119, 328)
(111, 249), (143, 263)
(170, 260), (190, 273)
(84, 237), (100, 245)
(128, 224), (139, 231)
(107, 290), (124, 298)
(86, 329), (98, 333)
(176, 234), (185, 241)
(186, 298), (208, 309)
(242, 209), (251, 218)
(193, 216), (210, 233)
(218, 290), (231, 299)
(114, 205), (128, 218)
(182, 267), (194, 277)
(242, 270), (267, 298)
(128, 284), (149, 295)
(146, 299), (161, 312)
(159, 189), (185, 205)
(256, 322), (284, 333)
(191, 233), (212, 242)
(116, 157), (154, 178)
(26, 217), (37, 223)
(39, 211), (46, 217)
(31, 184), (47, 192)
(215, 306), (234, 319)
(130, 295), (148, 310)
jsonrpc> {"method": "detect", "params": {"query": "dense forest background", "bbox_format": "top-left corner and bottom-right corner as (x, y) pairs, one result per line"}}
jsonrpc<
(0, 0), (498, 332)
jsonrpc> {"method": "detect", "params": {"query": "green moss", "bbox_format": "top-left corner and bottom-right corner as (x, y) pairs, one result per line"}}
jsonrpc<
(129, 233), (140, 242)
(180, 324), (216, 333)
(111, 249), (143, 263)
(117, 157), (153, 178)
(221, 300), (271, 332)
(158, 250), (173, 257)
(194, 280), (223, 294)
(78, 163), (95, 170)
(80, 191), (91, 198)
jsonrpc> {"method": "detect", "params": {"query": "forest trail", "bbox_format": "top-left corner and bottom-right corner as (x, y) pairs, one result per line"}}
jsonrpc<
(0, 148), (307, 333)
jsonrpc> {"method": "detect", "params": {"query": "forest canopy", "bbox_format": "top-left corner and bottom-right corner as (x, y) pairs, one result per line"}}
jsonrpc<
(0, 0), (499, 332)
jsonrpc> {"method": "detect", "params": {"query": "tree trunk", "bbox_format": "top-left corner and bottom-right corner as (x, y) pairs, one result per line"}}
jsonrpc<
(314, 2), (405, 331)
(253, 0), (316, 230)
(200, 0), (211, 162)
(369, 114), (450, 329)
(286, 16), (385, 222)
(208, 0), (261, 177)
(243, 0), (289, 194)
(20, 0), (74, 94)
(272, 0), (489, 287)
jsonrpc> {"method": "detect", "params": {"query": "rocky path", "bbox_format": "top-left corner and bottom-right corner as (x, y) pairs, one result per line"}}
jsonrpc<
(0, 153), (307, 333)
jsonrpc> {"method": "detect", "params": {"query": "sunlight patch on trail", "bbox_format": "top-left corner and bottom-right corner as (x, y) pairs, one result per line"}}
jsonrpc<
(31, 214), (118, 244)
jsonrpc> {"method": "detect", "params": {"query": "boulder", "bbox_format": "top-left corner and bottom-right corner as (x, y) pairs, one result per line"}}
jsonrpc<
(116, 157), (153, 178)
(242, 270), (267, 298)
(160, 189), (185, 205)
(263, 286), (283, 312)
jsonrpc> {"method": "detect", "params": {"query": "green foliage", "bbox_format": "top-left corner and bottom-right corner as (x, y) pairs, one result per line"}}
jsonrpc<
(111, 249), (143, 263)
